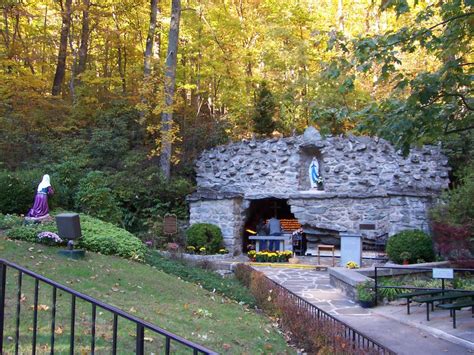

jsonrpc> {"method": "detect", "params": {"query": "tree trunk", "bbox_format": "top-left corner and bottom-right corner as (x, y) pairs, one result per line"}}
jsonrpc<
(337, 0), (344, 33)
(160, 0), (181, 180)
(76, 0), (90, 76)
(52, 0), (73, 96)
(144, 0), (159, 78)
(41, 6), (48, 75)
(112, 9), (126, 94)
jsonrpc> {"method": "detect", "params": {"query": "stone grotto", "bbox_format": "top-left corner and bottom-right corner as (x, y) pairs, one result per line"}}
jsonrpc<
(187, 127), (450, 255)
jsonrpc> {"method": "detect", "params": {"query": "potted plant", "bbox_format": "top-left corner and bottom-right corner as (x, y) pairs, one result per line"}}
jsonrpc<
(356, 281), (375, 308)
(400, 251), (411, 265)
(346, 261), (359, 269)
(248, 250), (256, 261)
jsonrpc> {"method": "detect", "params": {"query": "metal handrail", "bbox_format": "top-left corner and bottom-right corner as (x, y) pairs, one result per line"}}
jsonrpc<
(0, 258), (217, 354)
(262, 274), (396, 354)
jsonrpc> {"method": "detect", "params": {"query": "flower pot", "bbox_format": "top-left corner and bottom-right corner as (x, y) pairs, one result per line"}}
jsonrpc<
(358, 300), (375, 308)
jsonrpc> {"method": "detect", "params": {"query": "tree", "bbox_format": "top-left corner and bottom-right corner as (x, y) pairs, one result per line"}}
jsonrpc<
(52, 0), (73, 96)
(160, 0), (181, 179)
(322, 0), (473, 154)
(253, 82), (276, 136)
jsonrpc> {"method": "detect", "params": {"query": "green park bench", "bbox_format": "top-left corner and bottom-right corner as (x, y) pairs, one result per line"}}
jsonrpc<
(395, 290), (445, 314)
(413, 291), (474, 321)
(437, 300), (474, 329)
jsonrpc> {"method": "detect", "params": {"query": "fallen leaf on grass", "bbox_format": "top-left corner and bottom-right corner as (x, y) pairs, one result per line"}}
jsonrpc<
(30, 304), (49, 311)
(144, 337), (154, 342)
(129, 307), (137, 313)
(222, 343), (232, 351)
(111, 287), (119, 292)
(55, 326), (64, 335)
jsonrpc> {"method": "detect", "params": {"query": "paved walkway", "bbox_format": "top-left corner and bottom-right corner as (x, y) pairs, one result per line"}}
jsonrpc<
(254, 266), (473, 355)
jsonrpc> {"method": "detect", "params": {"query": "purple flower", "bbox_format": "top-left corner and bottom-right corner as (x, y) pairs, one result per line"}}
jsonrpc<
(37, 231), (63, 243)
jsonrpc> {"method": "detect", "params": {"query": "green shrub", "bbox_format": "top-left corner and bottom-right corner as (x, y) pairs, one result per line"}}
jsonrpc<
(145, 251), (255, 306)
(74, 171), (122, 225)
(50, 157), (90, 209)
(77, 214), (145, 260)
(0, 214), (23, 229)
(185, 223), (223, 254)
(0, 169), (43, 214)
(386, 230), (435, 264)
(356, 281), (375, 302)
(8, 221), (58, 243)
(6, 213), (145, 260)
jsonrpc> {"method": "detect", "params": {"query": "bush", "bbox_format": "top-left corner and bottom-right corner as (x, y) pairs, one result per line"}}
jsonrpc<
(74, 171), (122, 225)
(145, 251), (255, 306)
(185, 223), (223, 254)
(0, 169), (43, 214)
(432, 222), (472, 261)
(386, 230), (435, 264)
(77, 214), (145, 260)
(8, 222), (57, 243)
(0, 214), (23, 229)
(50, 157), (90, 209)
(431, 163), (474, 232)
(6, 213), (145, 260)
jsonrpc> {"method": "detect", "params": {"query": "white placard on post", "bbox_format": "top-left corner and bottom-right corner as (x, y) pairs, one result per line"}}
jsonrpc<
(432, 268), (454, 279)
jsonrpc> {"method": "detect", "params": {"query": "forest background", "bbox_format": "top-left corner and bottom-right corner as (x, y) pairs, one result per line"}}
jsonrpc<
(0, 0), (472, 241)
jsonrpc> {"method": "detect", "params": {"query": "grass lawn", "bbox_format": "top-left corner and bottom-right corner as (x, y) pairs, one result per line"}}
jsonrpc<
(0, 236), (293, 354)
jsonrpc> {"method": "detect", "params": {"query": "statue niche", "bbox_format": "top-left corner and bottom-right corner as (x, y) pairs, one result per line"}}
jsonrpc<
(298, 148), (324, 191)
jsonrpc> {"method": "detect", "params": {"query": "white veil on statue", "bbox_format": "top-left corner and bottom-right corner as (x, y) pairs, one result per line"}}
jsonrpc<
(37, 174), (51, 192)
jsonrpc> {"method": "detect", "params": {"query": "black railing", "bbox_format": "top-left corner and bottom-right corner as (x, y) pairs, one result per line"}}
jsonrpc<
(374, 266), (474, 306)
(263, 275), (396, 354)
(0, 258), (217, 355)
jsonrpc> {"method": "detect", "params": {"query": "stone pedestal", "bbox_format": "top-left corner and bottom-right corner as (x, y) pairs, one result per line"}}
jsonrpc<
(340, 233), (362, 267)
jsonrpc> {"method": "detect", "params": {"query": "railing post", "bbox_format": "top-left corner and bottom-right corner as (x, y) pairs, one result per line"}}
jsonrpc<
(0, 262), (6, 354)
(136, 324), (144, 355)
(375, 267), (378, 306)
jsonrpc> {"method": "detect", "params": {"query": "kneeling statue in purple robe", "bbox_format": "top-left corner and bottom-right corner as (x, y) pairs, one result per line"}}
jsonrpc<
(26, 174), (54, 220)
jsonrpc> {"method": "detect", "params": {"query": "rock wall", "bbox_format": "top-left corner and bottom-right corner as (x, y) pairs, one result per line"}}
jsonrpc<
(189, 128), (450, 254)
(194, 127), (450, 197)
(289, 194), (433, 237)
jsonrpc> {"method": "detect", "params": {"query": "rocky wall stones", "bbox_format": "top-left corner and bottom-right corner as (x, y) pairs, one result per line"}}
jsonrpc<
(194, 127), (450, 197)
(288, 195), (433, 239)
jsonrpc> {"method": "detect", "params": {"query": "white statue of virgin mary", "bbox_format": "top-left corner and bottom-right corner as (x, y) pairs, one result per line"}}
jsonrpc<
(309, 157), (320, 189)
